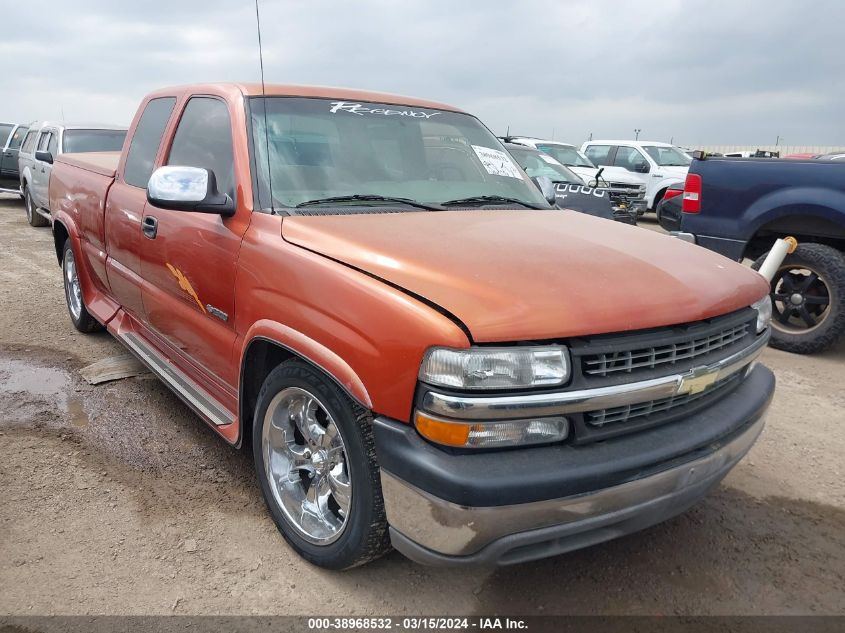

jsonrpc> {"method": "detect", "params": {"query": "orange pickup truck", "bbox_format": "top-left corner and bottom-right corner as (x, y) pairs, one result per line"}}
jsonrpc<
(49, 83), (775, 569)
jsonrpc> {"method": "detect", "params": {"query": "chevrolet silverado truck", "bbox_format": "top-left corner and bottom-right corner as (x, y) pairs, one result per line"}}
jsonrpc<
(49, 83), (775, 569)
(678, 154), (845, 354)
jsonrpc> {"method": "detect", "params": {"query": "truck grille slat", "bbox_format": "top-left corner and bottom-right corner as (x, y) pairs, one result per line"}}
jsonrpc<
(583, 323), (749, 377)
(586, 372), (743, 427)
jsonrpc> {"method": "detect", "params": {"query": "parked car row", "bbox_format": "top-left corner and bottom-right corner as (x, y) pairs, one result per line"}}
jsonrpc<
(0, 120), (128, 226)
(502, 136), (648, 217)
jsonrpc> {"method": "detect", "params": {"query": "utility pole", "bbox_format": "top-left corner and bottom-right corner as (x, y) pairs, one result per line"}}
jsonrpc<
(775, 135), (781, 146)
(634, 128), (642, 140)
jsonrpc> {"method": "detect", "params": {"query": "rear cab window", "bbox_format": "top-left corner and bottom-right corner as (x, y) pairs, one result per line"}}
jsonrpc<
(63, 129), (127, 153)
(123, 97), (177, 188)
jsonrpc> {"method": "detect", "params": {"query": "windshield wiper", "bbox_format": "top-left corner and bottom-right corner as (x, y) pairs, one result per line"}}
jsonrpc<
(440, 195), (542, 209)
(295, 194), (442, 211)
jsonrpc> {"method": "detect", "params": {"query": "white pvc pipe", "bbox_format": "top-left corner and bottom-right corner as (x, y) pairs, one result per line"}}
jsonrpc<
(757, 237), (797, 282)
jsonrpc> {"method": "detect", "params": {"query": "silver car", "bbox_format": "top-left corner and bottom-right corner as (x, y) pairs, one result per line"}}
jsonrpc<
(18, 121), (127, 227)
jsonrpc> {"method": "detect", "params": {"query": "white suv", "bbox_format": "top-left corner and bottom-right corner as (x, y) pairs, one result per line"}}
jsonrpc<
(503, 137), (647, 214)
(581, 140), (691, 210)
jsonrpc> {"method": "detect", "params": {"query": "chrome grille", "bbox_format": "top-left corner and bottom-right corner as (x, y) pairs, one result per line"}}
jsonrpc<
(586, 371), (743, 427)
(583, 322), (749, 377)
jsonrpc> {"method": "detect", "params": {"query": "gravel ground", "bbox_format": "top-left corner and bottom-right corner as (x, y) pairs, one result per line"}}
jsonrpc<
(1, 194), (844, 616)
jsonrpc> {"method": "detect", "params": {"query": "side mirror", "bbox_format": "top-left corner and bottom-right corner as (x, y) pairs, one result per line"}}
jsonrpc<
(35, 150), (53, 164)
(634, 162), (650, 174)
(531, 175), (558, 206)
(146, 166), (235, 216)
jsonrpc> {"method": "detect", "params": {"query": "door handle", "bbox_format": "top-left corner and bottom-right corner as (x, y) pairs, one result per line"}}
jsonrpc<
(142, 216), (158, 239)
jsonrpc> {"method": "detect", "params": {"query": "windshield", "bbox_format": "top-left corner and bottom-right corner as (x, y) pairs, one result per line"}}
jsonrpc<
(249, 97), (548, 211)
(641, 145), (691, 166)
(509, 148), (584, 184)
(63, 129), (127, 153)
(536, 144), (594, 168)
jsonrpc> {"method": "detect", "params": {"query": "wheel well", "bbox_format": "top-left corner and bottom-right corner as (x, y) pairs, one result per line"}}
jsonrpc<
(53, 221), (69, 264)
(652, 187), (668, 209)
(239, 339), (295, 450)
(744, 215), (845, 260)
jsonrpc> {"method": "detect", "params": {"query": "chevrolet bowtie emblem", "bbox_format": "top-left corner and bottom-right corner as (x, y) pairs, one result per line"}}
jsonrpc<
(679, 369), (720, 395)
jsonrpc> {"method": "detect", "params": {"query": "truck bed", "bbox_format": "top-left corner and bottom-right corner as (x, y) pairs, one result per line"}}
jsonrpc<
(56, 151), (120, 178)
(681, 157), (845, 260)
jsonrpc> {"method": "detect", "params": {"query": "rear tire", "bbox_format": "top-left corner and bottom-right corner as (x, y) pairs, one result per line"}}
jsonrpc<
(752, 243), (845, 354)
(25, 186), (48, 227)
(62, 239), (102, 333)
(252, 360), (391, 569)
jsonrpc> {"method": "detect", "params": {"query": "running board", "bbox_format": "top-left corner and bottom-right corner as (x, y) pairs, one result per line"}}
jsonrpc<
(121, 331), (234, 426)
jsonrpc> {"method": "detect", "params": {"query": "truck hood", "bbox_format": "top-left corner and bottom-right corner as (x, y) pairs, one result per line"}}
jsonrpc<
(282, 210), (768, 342)
(656, 165), (689, 177)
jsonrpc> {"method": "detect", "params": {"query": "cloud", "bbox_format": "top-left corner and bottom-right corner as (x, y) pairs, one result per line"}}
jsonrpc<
(2, 0), (843, 145)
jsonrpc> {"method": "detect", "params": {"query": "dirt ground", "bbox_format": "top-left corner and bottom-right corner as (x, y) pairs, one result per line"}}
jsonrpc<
(1, 192), (844, 616)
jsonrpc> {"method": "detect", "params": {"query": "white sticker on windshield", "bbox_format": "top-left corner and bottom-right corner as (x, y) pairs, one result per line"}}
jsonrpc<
(539, 154), (562, 165)
(472, 145), (524, 179)
(329, 101), (440, 119)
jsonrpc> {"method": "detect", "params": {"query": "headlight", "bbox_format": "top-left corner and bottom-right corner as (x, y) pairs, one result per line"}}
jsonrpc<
(752, 295), (772, 333)
(419, 346), (570, 390)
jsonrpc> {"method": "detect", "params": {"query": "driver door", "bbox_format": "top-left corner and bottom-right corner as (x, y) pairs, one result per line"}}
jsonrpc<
(140, 96), (249, 388)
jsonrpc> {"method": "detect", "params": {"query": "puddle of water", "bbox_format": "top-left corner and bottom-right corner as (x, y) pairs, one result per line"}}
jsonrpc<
(0, 358), (68, 399)
(0, 357), (90, 427)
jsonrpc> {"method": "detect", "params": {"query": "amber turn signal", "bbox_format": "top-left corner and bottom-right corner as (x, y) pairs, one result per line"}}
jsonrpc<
(414, 410), (569, 449)
(415, 411), (471, 447)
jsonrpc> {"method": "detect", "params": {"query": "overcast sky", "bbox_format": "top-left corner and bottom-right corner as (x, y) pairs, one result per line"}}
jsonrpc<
(3, 0), (844, 146)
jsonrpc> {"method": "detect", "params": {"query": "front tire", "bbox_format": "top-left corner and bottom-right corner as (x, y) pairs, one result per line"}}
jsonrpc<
(62, 239), (101, 333)
(25, 186), (48, 227)
(753, 243), (845, 354)
(253, 360), (391, 569)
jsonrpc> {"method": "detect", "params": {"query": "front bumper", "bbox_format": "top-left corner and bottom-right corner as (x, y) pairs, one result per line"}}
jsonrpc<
(374, 364), (774, 566)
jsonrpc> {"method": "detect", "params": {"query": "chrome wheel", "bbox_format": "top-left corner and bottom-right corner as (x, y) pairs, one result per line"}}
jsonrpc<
(64, 249), (82, 321)
(261, 387), (352, 545)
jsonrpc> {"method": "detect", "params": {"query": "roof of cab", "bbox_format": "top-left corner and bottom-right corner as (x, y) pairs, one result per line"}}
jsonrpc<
(144, 82), (464, 113)
(586, 139), (675, 147)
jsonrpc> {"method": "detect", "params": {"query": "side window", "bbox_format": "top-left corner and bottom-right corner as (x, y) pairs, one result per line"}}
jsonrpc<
(47, 132), (58, 156)
(167, 97), (234, 196)
(613, 146), (648, 172)
(22, 131), (37, 153)
(0, 124), (12, 147)
(585, 144), (611, 166)
(37, 132), (52, 152)
(124, 97), (177, 188)
(9, 127), (28, 150)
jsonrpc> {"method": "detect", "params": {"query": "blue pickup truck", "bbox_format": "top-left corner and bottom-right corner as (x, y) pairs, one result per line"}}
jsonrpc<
(672, 155), (845, 354)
